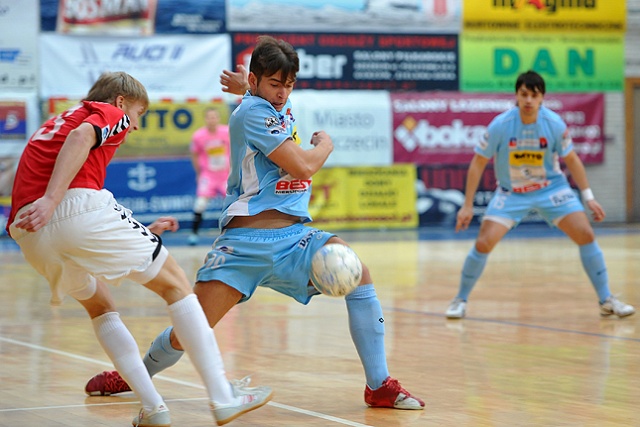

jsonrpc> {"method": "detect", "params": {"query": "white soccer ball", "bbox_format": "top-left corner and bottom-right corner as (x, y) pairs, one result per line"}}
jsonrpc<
(310, 244), (363, 297)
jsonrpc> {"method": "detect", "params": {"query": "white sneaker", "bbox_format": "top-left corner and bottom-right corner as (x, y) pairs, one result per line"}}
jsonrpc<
(600, 296), (635, 318)
(446, 298), (467, 319)
(132, 403), (170, 427)
(211, 376), (273, 426)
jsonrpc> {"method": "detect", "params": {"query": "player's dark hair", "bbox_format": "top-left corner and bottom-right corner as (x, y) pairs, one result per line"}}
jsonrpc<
(250, 35), (299, 86)
(84, 71), (149, 109)
(515, 70), (545, 95)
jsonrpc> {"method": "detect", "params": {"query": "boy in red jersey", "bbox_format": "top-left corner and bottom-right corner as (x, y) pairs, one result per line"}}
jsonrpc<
(7, 71), (271, 426)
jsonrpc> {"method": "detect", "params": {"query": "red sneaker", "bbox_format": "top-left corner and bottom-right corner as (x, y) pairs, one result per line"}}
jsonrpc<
(85, 370), (132, 396)
(364, 376), (425, 410)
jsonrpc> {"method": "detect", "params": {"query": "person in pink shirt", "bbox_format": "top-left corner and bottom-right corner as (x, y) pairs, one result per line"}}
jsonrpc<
(188, 108), (230, 245)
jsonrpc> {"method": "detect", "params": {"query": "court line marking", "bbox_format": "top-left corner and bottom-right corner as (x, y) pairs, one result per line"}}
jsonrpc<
(0, 336), (373, 427)
(316, 298), (640, 342)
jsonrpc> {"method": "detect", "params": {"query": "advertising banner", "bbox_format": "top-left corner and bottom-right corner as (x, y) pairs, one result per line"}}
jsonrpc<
(55, 0), (157, 35)
(309, 164), (417, 230)
(291, 90), (392, 167)
(41, 0), (226, 34)
(228, 0), (460, 34)
(0, 0), (39, 91)
(392, 92), (605, 165)
(232, 32), (458, 91)
(416, 163), (496, 226)
(39, 33), (231, 99)
(461, 32), (624, 92)
(105, 158), (223, 226)
(463, 0), (625, 33)
(0, 102), (27, 142)
(49, 98), (230, 158)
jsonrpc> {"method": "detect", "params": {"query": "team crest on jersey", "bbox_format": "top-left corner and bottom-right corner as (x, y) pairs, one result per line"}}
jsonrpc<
(539, 137), (548, 148)
(509, 137), (517, 149)
(101, 126), (110, 143)
(264, 116), (279, 128)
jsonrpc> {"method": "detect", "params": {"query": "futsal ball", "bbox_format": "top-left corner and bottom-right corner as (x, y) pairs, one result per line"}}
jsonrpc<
(310, 244), (363, 297)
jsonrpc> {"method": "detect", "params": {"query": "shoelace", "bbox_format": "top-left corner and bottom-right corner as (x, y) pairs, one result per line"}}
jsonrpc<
(384, 378), (412, 400)
(134, 408), (144, 427)
(105, 373), (129, 392)
(230, 375), (252, 389)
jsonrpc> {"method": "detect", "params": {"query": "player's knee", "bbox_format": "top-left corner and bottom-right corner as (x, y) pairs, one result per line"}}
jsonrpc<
(474, 238), (495, 253)
(360, 262), (372, 284)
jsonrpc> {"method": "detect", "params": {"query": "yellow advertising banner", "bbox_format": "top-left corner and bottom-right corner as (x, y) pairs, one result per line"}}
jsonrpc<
(309, 165), (417, 230)
(48, 99), (229, 157)
(463, 0), (626, 32)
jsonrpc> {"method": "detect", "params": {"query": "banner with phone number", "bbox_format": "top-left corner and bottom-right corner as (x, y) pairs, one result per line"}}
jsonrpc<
(309, 164), (417, 230)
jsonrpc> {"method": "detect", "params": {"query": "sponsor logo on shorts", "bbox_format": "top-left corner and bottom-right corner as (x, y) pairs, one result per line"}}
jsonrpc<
(550, 189), (576, 206)
(298, 229), (321, 249)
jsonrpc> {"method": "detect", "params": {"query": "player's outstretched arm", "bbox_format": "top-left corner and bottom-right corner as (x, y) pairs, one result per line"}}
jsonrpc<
(220, 64), (249, 95)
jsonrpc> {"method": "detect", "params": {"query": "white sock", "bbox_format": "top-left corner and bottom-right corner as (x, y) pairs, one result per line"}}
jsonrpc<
(167, 294), (234, 404)
(92, 312), (164, 412)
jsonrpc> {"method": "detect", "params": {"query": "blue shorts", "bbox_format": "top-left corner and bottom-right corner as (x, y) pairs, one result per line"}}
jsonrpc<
(484, 181), (584, 228)
(195, 223), (334, 304)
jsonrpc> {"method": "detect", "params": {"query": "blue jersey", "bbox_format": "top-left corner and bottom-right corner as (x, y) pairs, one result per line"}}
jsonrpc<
(475, 106), (573, 194)
(221, 93), (308, 228)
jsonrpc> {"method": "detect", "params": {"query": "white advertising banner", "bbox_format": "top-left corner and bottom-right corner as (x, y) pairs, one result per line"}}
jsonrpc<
(291, 90), (392, 167)
(39, 33), (231, 99)
(0, 0), (39, 91)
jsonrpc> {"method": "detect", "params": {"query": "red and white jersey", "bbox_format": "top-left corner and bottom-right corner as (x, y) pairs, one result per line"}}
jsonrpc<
(8, 101), (131, 230)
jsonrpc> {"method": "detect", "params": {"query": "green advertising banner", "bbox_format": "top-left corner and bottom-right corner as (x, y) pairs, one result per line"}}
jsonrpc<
(461, 32), (624, 92)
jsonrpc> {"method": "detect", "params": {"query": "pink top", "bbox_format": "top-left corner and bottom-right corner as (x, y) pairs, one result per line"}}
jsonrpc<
(190, 124), (230, 197)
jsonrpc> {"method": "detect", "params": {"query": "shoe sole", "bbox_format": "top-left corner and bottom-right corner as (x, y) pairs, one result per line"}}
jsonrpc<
(215, 391), (274, 426)
(86, 389), (130, 396)
(601, 311), (635, 318)
(445, 311), (465, 319)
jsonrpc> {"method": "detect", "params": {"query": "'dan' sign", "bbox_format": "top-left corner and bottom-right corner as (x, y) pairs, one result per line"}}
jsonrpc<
(461, 32), (623, 92)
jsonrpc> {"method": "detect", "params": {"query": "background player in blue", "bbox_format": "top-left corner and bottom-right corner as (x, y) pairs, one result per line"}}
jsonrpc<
(445, 70), (635, 319)
(86, 36), (424, 410)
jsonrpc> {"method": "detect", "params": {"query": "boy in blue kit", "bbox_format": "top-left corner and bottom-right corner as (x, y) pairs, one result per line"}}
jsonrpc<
(86, 36), (424, 411)
(446, 70), (634, 319)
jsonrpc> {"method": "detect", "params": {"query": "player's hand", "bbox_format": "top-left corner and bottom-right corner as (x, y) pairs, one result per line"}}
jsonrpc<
(148, 216), (179, 235)
(586, 199), (606, 222)
(311, 131), (333, 151)
(220, 64), (249, 95)
(14, 196), (57, 232)
(455, 205), (474, 232)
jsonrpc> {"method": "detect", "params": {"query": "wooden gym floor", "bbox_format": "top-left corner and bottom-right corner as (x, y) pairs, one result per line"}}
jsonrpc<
(1, 223), (639, 427)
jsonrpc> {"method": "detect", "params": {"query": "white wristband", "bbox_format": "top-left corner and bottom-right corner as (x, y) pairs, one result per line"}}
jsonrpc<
(581, 188), (595, 201)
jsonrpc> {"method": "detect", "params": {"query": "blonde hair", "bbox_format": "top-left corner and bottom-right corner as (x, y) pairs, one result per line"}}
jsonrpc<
(84, 71), (149, 109)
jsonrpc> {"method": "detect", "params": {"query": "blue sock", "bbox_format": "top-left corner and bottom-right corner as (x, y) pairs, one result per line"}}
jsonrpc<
(457, 247), (489, 301)
(143, 326), (184, 378)
(579, 242), (610, 303)
(345, 284), (389, 389)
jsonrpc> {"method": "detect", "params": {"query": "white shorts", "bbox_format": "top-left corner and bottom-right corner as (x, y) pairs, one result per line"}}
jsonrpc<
(10, 188), (168, 305)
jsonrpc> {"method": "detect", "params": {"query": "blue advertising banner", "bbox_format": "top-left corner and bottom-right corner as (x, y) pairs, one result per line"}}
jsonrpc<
(105, 158), (223, 228)
(40, 0), (226, 34)
(232, 32), (459, 91)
